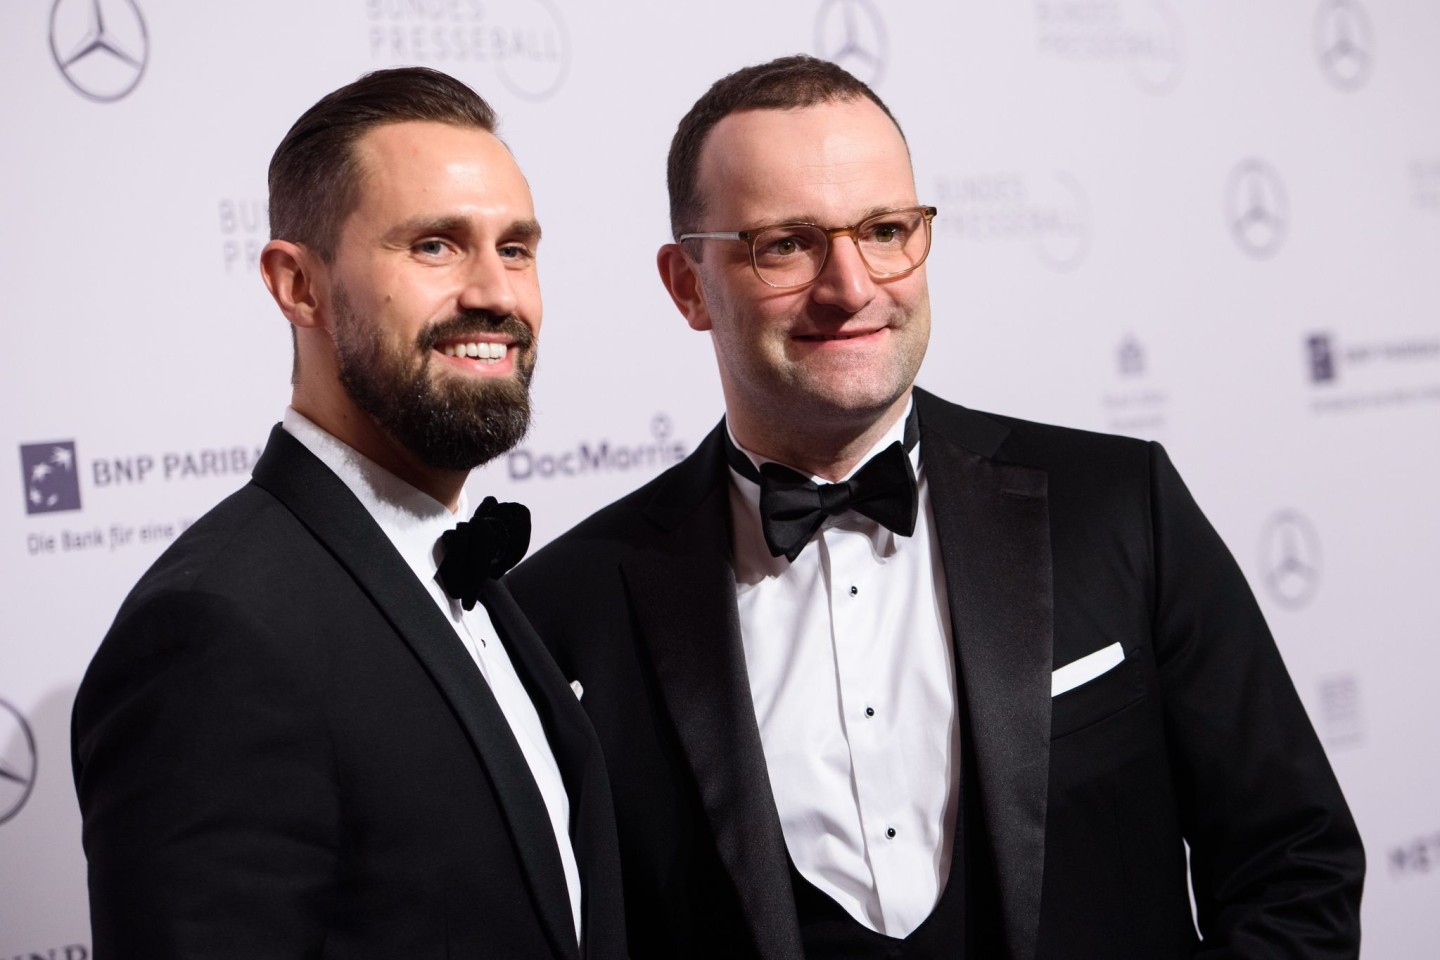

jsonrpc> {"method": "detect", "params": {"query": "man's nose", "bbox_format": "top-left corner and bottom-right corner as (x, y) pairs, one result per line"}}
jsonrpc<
(458, 250), (520, 317)
(808, 234), (876, 312)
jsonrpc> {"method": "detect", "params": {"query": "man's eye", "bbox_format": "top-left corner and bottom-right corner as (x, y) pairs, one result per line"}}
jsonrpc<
(866, 223), (905, 245)
(414, 239), (449, 257)
(499, 243), (535, 262)
(759, 233), (810, 258)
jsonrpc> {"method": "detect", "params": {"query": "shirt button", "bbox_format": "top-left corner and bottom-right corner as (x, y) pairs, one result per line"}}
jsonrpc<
(849, 585), (859, 597)
(886, 827), (897, 839)
(864, 706), (875, 718)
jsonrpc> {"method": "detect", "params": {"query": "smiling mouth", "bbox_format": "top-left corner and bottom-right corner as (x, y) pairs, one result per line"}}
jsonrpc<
(438, 340), (510, 363)
(794, 329), (884, 342)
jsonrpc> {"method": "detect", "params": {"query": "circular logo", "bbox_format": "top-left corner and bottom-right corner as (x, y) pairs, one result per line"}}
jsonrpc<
(1260, 510), (1322, 610)
(0, 699), (38, 825)
(49, 0), (149, 103)
(1029, 172), (1091, 272)
(650, 413), (673, 442)
(1314, 0), (1374, 91)
(814, 0), (887, 88)
(1126, 0), (1186, 95)
(1226, 159), (1288, 259)
(495, 0), (571, 103)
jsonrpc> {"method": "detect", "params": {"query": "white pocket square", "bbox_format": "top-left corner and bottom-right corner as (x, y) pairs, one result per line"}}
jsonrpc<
(1051, 642), (1125, 696)
(569, 680), (584, 701)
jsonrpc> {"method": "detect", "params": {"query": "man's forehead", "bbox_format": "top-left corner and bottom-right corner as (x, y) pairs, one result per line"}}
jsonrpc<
(353, 120), (508, 174)
(695, 100), (915, 220)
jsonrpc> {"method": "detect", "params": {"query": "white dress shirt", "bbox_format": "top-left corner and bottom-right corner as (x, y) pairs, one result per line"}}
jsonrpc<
(728, 403), (960, 938)
(283, 409), (582, 944)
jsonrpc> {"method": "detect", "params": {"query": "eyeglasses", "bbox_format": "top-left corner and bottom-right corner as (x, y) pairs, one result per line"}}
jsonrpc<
(679, 205), (938, 289)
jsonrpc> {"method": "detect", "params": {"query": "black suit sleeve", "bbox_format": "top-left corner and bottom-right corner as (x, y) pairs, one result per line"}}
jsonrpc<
(73, 590), (339, 959)
(1147, 443), (1364, 957)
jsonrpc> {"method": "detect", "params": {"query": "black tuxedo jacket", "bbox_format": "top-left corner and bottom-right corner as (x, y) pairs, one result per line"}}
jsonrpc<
(72, 427), (626, 960)
(507, 389), (1362, 960)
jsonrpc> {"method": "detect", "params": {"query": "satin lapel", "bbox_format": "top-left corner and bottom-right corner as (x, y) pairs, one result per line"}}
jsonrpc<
(620, 426), (805, 960)
(251, 427), (578, 960)
(918, 396), (1052, 960)
(476, 578), (626, 960)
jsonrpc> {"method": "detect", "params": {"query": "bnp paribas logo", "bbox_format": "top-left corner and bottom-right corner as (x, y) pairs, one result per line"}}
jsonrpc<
(19, 441), (81, 515)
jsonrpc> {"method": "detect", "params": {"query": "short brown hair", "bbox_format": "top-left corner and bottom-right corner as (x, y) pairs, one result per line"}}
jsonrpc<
(666, 55), (905, 239)
(268, 67), (498, 261)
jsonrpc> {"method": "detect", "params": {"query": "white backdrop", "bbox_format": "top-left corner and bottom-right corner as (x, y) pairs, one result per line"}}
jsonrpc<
(3, 1), (1438, 956)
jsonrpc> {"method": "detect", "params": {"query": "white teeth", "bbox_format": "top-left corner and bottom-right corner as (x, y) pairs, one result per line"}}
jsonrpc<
(441, 342), (509, 362)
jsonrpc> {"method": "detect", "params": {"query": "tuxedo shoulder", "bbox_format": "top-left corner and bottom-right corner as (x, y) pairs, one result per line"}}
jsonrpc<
(106, 480), (350, 658)
(920, 391), (1160, 476)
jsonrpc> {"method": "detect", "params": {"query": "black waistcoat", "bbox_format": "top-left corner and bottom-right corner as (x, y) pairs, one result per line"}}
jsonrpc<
(790, 850), (964, 960)
(787, 714), (1002, 960)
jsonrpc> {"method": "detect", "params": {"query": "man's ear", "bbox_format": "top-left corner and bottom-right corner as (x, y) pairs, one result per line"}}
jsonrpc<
(260, 240), (327, 331)
(657, 243), (712, 332)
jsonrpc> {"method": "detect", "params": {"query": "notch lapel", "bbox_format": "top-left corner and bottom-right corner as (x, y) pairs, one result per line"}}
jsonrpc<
(621, 426), (805, 960)
(252, 427), (578, 960)
(918, 392), (1052, 960)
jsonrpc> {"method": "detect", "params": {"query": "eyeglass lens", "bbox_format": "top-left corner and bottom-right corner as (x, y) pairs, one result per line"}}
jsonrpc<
(751, 208), (932, 287)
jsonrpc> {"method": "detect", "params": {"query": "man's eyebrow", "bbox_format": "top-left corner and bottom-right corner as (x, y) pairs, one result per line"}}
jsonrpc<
(383, 215), (467, 242)
(506, 218), (542, 241)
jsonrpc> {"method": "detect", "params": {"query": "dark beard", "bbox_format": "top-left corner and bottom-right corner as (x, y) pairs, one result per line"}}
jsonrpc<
(334, 290), (536, 472)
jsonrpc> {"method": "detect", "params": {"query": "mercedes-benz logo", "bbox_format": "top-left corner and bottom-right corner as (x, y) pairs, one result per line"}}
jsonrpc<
(814, 0), (887, 88)
(1226, 159), (1288, 259)
(49, 0), (148, 103)
(0, 699), (38, 826)
(495, 0), (571, 103)
(1260, 510), (1322, 610)
(1314, 0), (1374, 91)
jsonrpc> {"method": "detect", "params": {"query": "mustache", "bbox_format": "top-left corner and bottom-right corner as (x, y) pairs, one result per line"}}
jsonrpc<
(417, 311), (535, 352)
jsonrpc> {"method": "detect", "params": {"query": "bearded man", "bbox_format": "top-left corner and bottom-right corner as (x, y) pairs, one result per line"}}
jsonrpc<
(71, 67), (624, 960)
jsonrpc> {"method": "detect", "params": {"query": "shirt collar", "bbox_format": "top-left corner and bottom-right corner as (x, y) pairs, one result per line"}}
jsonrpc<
(281, 407), (467, 584)
(726, 395), (919, 501)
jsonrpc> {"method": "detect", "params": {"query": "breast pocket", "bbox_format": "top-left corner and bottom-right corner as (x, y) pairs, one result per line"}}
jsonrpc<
(1050, 643), (1146, 740)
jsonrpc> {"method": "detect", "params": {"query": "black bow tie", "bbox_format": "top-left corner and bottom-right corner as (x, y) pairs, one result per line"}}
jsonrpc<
(725, 412), (920, 563)
(436, 496), (531, 610)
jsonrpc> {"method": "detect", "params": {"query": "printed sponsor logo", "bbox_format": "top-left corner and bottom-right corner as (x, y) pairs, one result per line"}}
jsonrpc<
(1307, 334), (1337, 383)
(218, 198), (268, 276)
(19, 442), (81, 515)
(1389, 831), (1440, 877)
(814, 0), (887, 87)
(1035, 0), (1185, 94)
(365, 0), (570, 102)
(0, 699), (38, 826)
(1102, 334), (1168, 435)
(1225, 159), (1288, 260)
(3, 946), (89, 960)
(1314, 0), (1374, 91)
(935, 170), (1091, 272)
(3, 947), (89, 960)
(1317, 673), (1363, 747)
(1259, 510), (1322, 610)
(1304, 331), (1440, 414)
(21, 438), (264, 556)
(49, 0), (148, 102)
(508, 413), (688, 481)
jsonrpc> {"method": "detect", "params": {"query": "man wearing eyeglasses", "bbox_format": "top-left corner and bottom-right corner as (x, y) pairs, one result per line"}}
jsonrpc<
(509, 55), (1362, 959)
